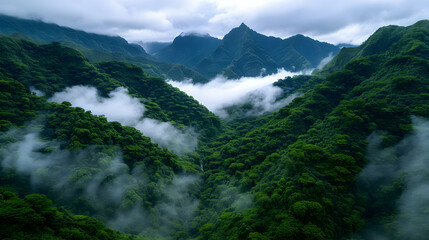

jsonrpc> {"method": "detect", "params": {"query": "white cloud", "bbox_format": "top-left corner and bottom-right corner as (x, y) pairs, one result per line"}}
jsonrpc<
(50, 86), (145, 125)
(168, 69), (303, 118)
(49, 86), (197, 154)
(0, 0), (428, 43)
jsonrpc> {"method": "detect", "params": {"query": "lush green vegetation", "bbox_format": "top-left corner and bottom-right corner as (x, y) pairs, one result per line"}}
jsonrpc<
(0, 78), (190, 237)
(95, 61), (222, 139)
(0, 19), (429, 240)
(0, 36), (221, 139)
(0, 38), (215, 238)
(186, 19), (429, 240)
(0, 188), (142, 240)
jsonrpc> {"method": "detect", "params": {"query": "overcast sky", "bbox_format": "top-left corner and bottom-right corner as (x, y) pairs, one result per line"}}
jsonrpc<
(0, 0), (428, 45)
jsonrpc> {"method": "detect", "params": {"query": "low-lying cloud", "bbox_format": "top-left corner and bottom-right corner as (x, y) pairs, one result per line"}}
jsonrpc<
(0, 127), (200, 237)
(358, 116), (429, 239)
(169, 69), (303, 118)
(49, 86), (197, 154)
(315, 52), (334, 70)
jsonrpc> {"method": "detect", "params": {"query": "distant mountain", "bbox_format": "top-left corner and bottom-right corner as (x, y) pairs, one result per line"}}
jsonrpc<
(0, 14), (209, 83)
(194, 23), (340, 78)
(154, 33), (221, 68)
(138, 41), (171, 55)
(0, 14), (149, 57)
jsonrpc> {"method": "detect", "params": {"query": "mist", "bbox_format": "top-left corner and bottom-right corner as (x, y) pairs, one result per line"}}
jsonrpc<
(315, 52), (334, 70)
(49, 86), (197, 154)
(168, 68), (304, 118)
(358, 116), (429, 239)
(0, 127), (200, 237)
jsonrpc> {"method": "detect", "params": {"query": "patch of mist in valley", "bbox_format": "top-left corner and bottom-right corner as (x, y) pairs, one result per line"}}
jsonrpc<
(49, 86), (197, 155)
(315, 52), (334, 70)
(0, 126), (200, 237)
(168, 68), (309, 118)
(357, 116), (429, 239)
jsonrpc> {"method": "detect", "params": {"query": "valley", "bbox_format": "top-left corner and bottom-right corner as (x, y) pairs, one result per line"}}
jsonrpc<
(0, 12), (429, 240)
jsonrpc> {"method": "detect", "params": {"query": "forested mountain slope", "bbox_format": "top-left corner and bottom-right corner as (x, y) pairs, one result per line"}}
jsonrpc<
(0, 76), (189, 239)
(0, 36), (221, 139)
(190, 19), (429, 239)
(0, 19), (428, 240)
(0, 14), (209, 83)
(318, 20), (429, 75)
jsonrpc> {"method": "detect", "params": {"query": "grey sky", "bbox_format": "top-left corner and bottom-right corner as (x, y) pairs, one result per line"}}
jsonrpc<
(0, 0), (428, 44)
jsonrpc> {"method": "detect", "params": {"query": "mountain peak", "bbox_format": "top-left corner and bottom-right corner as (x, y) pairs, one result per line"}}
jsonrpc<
(239, 22), (250, 29)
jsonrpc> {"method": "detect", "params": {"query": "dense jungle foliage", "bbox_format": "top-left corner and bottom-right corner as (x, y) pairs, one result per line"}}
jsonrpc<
(0, 19), (428, 240)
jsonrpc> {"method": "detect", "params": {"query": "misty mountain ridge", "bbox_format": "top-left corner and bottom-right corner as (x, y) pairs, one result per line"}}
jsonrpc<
(0, 14), (149, 57)
(194, 22), (340, 78)
(0, 14), (210, 83)
(0, 14), (339, 82)
(154, 32), (221, 69)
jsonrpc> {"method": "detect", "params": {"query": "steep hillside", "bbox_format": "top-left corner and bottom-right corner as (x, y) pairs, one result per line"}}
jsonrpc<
(1, 19), (429, 240)
(0, 36), (221, 139)
(154, 33), (221, 68)
(318, 21), (429, 75)
(0, 188), (140, 239)
(95, 61), (222, 138)
(190, 20), (429, 239)
(195, 23), (339, 78)
(0, 77), (187, 238)
(0, 14), (209, 83)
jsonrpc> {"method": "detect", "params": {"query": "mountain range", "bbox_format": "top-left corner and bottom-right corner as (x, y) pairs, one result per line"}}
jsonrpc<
(195, 23), (340, 78)
(153, 33), (221, 69)
(0, 13), (429, 240)
(145, 23), (340, 79)
(0, 14), (209, 83)
(0, 15), (339, 82)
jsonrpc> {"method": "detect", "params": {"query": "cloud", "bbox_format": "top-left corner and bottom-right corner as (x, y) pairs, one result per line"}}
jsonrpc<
(168, 69), (302, 118)
(358, 116), (429, 239)
(0, 127), (200, 236)
(315, 52), (334, 70)
(50, 86), (145, 125)
(1, 0), (428, 44)
(49, 86), (197, 154)
(134, 119), (197, 154)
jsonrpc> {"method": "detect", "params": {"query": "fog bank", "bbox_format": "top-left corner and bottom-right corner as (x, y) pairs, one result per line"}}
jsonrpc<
(169, 69), (304, 118)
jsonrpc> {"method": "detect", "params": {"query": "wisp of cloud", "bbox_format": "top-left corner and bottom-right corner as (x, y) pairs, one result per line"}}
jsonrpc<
(49, 86), (197, 154)
(168, 68), (303, 118)
(0, 127), (200, 237)
(358, 116), (429, 239)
